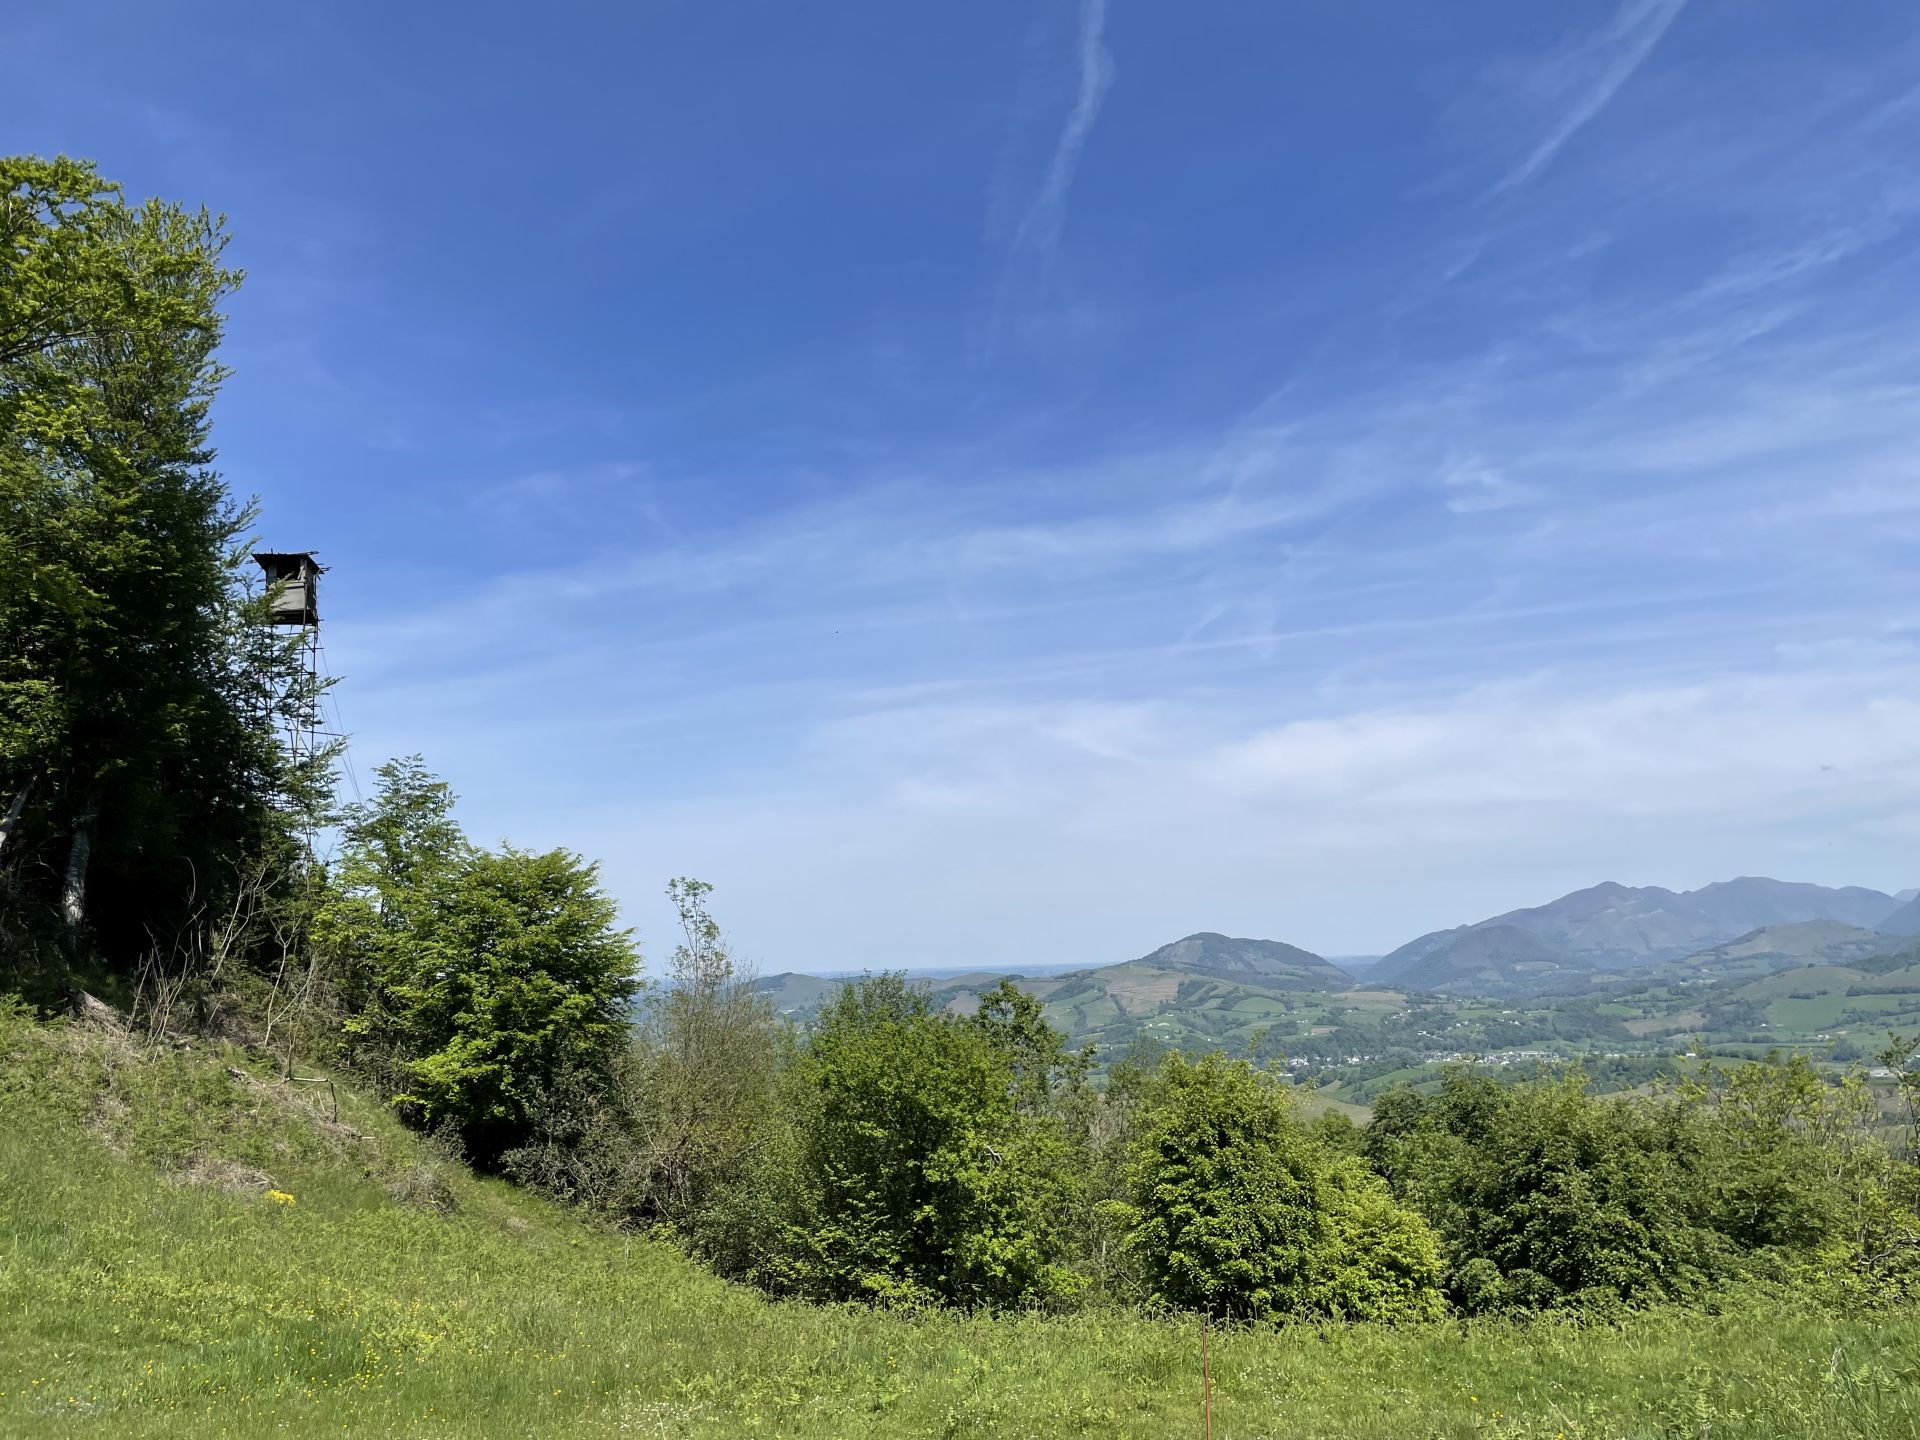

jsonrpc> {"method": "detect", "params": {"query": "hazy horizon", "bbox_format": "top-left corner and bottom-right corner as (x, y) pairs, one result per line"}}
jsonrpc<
(756, 873), (1910, 978)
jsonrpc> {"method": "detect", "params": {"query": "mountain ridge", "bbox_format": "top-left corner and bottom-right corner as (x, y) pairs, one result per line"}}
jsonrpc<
(1671, 920), (1897, 974)
(1375, 877), (1904, 986)
(1876, 895), (1920, 936)
(1129, 931), (1353, 989)
(755, 877), (1916, 1012)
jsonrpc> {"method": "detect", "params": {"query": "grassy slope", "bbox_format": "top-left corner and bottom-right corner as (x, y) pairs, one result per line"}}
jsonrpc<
(2, 1010), (1918, 1439)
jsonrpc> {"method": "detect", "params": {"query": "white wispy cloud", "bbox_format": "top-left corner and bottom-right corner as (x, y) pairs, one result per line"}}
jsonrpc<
(1207, 673), (1920, 827)
(1012, 0), (1115, 259)
(1441, 457), (1537, 513)
(979, 0), (1117, 358)
(1495, 0), (1689, 193)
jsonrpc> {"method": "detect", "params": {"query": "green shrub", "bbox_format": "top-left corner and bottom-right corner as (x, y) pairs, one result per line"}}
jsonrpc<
(1307, 1155), (1449, 1321)
(784, 974), (1080, 1309)
(1685, 1056), (1920, 1304)
(1369, 1070), (1733, 1312)
(1127, 1053), (1444, 1321)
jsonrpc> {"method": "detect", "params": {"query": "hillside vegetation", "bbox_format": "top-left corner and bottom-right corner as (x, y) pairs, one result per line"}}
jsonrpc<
(6, 1005), (1920, 1440)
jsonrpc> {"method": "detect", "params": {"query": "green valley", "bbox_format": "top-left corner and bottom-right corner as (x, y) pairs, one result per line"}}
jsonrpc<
(756, 910), (1920, 1112)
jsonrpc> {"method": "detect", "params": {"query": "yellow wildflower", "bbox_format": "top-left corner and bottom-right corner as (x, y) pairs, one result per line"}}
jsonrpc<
(264, 1189), (296, 1207)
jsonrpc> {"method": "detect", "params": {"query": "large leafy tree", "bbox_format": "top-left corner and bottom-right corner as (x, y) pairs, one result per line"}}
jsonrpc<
(397, 846), (639, 1162)
(971, 977), (1090, 1117)
(0, 154), (316, 972)
(322, 757), (640, 1164)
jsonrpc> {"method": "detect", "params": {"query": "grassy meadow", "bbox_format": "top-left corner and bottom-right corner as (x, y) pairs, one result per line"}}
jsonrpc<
(1, 1009), (1917, 1439)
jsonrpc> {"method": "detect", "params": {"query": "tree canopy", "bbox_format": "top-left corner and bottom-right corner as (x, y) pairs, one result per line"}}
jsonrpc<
(1, 154), (318, 978)
(322, 757), (639, 1164)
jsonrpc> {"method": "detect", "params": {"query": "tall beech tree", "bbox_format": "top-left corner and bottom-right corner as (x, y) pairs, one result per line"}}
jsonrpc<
(0, 155), (316, 973)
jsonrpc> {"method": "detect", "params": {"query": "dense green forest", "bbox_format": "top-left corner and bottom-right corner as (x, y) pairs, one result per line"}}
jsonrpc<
(5, 155), (1920, 1434)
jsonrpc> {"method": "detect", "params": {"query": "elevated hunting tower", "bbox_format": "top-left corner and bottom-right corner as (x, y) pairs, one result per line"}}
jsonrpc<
(252, 551), (326, 772)
(254, 551), (323, 627)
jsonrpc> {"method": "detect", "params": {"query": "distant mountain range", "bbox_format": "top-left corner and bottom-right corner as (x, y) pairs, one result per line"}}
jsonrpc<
(1373, 877), (1909, 991)
(750, 876), (1920, 1022)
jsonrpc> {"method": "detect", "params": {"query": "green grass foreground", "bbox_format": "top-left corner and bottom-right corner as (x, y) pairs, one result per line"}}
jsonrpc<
(1, 1013), (1917, 1439)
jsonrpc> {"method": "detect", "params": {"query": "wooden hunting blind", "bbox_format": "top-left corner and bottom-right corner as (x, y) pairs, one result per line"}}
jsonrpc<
(253, 551), (324, 627)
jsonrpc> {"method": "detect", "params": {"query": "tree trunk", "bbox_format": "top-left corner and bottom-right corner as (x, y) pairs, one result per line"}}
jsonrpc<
(0, 779), (31, 856)
(62, 788), (100, 930)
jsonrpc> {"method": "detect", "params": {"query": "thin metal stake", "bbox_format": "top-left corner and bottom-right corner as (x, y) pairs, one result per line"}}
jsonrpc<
(1202, 1314), (1212, 1440)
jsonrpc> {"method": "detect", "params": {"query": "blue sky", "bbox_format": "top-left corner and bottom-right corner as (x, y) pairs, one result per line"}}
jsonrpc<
(9, 1), (1920, 971)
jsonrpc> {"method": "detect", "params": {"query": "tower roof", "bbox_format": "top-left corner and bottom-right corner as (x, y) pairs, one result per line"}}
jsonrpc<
(253, 551), (327, 574)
